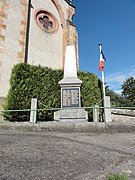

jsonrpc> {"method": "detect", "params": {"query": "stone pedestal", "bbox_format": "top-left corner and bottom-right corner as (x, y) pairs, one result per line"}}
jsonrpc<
(59, 77), (82, 108)
(54, 77), (88, 122)
(54, 109), (88, 122)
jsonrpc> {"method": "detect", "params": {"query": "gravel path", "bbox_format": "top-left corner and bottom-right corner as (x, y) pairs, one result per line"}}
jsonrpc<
(0, 130), (135, 180)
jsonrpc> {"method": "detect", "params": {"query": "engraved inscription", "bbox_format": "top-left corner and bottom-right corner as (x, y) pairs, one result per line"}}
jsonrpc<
(62, 88), (79, 107)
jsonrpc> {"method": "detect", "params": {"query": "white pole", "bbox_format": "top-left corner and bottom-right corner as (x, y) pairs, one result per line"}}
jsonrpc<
(99, 44), (106, 122)
(99, 44), (106, 99)
(99, 44), (102, 54)
(102, 70), (106, 99)
(102, 70), (107, 123)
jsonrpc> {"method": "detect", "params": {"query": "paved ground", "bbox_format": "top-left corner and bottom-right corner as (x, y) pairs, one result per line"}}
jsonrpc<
(0, 130), (135, 180)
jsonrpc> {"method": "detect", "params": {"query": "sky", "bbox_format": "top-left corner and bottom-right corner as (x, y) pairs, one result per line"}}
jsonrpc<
(73, 0), (135, 94)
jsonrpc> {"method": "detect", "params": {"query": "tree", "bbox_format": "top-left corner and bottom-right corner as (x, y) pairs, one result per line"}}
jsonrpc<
(121, 77), (135, 106)
(105, 85), (121, 106)
(105, 85), (133, 107)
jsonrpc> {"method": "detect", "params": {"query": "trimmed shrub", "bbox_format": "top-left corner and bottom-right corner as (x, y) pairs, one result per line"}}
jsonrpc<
(78, 71), (101, 120)
(4, 63), (101, 121)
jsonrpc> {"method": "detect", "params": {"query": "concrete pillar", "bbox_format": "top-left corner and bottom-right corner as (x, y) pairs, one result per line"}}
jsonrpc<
(30, 98), (37, 123)
(93, 105), (99, 123)
(104, 96), (112, 123)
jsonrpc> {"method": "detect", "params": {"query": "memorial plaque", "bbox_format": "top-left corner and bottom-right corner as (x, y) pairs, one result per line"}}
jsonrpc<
(62, 88), (80, 108)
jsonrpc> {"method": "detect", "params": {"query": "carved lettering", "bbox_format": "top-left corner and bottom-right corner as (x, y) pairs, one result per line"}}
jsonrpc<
(62, 88), (79, 108)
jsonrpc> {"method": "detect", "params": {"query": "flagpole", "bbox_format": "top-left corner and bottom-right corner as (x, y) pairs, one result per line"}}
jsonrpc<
(99, 44), (106, 122)
(101, 70), (106, 99)
(99, 44), (106, 99)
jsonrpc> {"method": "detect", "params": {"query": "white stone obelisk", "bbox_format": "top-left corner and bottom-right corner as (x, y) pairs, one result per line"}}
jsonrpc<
(59, 45), (82, 85)
(54, 45), (88, 121)
(64, 45), (77, 78)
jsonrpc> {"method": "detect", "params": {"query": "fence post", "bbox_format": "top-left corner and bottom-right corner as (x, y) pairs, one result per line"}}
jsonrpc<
(104, 96), (112, 123)
(0, 111), (3, 121)
(93, 105), (99, 123)
(30, 98), (37, 123)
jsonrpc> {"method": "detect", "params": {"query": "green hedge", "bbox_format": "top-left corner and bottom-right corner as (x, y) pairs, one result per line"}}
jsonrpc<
(4, 63), (101, 121)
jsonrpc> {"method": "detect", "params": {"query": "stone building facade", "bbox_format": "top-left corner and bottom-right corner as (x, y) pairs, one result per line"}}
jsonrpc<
(0, 0), (78, 97)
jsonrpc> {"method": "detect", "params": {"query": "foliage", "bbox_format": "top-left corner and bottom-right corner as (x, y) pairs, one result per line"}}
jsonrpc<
(108, 174), (128, 180)
(4, 64), (63, 121)
(121, 77), (135, 106)
(106, 85), (121, 106)
(4, 64), (101, 122)
(78, 71), (101, 121)
(105, 86), (133, 107)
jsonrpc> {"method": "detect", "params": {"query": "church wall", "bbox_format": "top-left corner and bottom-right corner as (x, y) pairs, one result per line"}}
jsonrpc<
(0, 0), (28, 97)
(0, 0), (78, 98)
(28, 0), (64, 69)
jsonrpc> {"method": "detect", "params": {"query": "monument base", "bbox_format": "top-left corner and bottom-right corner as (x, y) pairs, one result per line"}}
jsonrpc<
(54, 108), (88, 122)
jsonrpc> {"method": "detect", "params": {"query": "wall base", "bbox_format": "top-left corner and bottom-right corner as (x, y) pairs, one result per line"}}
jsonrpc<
(54, 108), (88, 122)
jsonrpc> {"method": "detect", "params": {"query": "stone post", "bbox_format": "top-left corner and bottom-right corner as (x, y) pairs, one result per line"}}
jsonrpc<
(104, 96), (112, 123)
(93, 105), (99, 123)
(30, 98), (37, 123)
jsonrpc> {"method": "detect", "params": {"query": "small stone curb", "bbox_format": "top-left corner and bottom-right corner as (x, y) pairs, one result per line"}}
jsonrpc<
(0, 121), (135, 133)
